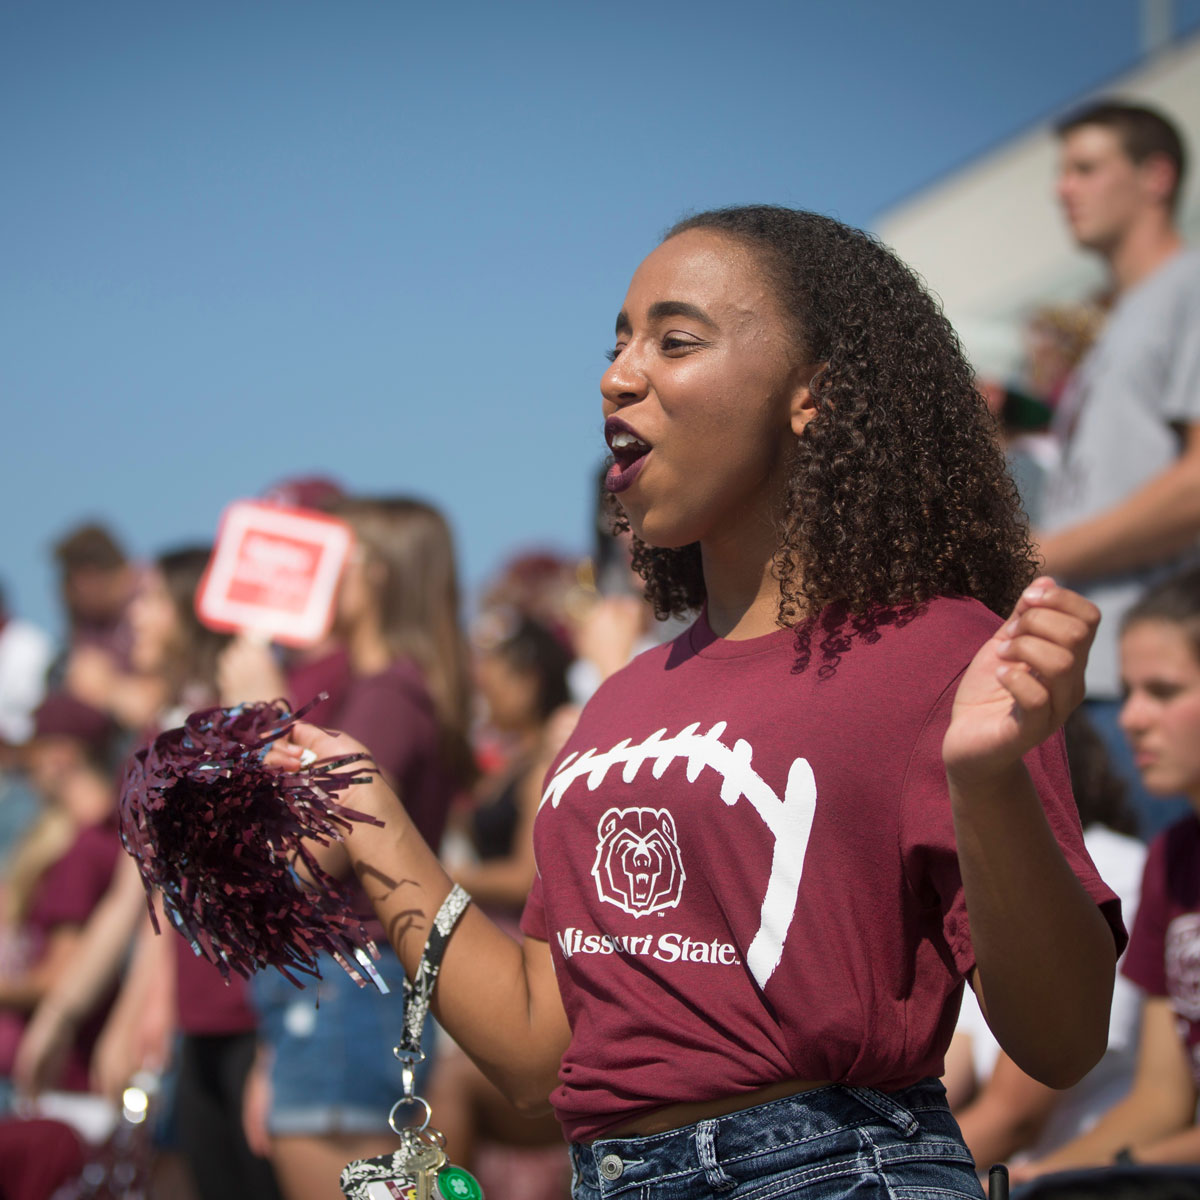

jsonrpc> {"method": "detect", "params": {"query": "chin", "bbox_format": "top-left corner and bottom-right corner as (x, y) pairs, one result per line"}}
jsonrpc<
(629, 521), (701, 552)
(1143, 772), (1186, 797)
(1072, 224), (1120, 255)
(620, 507), (675, 550)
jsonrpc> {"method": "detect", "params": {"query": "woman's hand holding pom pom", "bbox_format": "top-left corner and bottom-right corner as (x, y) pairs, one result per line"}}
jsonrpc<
(266, 721), (371, 774)
(119, 699), (387, 987)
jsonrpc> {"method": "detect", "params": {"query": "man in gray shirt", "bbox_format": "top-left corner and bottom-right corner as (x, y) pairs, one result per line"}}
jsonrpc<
(1038, 100), (1199, 836)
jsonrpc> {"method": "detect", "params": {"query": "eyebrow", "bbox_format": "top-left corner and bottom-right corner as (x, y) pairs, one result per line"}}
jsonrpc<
(614, 300), (718, 337)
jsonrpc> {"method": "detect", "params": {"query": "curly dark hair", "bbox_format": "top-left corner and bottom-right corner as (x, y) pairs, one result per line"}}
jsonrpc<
(607, 206), (1037, 629)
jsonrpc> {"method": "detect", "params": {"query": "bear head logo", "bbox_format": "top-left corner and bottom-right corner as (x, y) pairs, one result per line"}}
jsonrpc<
(591, 806), (686, 918)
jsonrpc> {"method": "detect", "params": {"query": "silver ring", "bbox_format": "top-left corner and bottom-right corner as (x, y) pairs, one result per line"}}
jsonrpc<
(387, 1095), (432, 1135)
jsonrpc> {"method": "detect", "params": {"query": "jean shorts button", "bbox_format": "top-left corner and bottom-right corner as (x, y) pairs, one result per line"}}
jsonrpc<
(599, 1154), (624, 1180)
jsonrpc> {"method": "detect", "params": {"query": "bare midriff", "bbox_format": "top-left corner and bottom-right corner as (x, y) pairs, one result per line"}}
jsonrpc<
(600, 1078), (834, 1139)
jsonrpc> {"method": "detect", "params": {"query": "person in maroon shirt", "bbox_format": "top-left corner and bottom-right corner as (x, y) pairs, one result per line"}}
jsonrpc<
(15, 541), (350, 1200)
(273, 207), (1123, 1199)
(0, 694), (120, 1097)
(73, 547), (285, 1200)
(1016, 565), (1200, 1179)
(242, 496), (474, 1200)
(0, 693), (120, 1200)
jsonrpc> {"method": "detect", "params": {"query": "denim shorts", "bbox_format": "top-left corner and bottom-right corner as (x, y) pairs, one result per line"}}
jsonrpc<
(252, 947), (437, 1136)
(570, 1079), (983, 1200)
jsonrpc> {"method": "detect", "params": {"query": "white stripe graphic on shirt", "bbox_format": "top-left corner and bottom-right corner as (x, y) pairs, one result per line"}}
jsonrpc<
(539, 721), (817, 987)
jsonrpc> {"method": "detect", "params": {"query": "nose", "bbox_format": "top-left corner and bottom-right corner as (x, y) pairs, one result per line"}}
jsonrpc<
(1118, 690), (1148, 736)
(601, 347), (649, 409)
(1055, 167), (1078, 208)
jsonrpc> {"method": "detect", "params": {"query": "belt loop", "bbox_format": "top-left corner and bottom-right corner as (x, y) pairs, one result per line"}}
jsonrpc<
(569, 1144), (581, 1194)
(695, 1118), (737, 1192)
(847, 1086), (919, 1137)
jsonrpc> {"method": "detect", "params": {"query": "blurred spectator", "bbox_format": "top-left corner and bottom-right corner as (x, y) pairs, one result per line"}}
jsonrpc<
(1036, 99), (1199, 839)
(1012, 566), (1200, 1182)
(477, 549), (585, 654)
(0, 693), (120, 1108)
(429, 612), (574, 1198)
(947, 712), (1146, 1167)
(1024, 301), (1109, 407)
(51, 522), (165, 737)
(453, 610), (574, 917)
(51, 523), (136, 669)
(260, 474), (346, 513)
(0, 582), (53, 752)
(245, 496), (473, 1200)
(0, 1118), (90, 1200)
(980, 301), (1108, 526)
(81, 545), (280, 1200)
(0, 582), (53, 866)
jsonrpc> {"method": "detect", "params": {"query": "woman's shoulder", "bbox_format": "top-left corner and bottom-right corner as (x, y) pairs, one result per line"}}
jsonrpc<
(899, 595), (1002, 643)
(816, 595), (999, 686)
(861, 595), (1000, 677)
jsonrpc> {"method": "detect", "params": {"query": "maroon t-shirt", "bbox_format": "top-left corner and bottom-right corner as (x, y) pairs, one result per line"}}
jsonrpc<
(330, 659), (457, 852)
(0, 822), (120, 1089)
(521, 598), (1125, 1142)
(1122, 815), (1200, 1083)
(286, 644), (352, 728)
(173, 936), (258, 1035)
(326, 659), (460, 937)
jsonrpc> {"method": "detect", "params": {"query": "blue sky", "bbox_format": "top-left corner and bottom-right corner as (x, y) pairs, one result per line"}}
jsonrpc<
(3, 0), (1198, 636)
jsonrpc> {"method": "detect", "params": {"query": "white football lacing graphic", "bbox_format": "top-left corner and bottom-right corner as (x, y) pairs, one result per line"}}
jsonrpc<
(540, 721), (817, 987)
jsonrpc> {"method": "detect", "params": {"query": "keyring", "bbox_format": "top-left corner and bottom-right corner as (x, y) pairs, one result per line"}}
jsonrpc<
(387, 1094), (433, 1135)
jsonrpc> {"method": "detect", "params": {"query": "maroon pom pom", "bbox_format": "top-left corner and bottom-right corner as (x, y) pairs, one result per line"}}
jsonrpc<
(119, 697), (384, 987)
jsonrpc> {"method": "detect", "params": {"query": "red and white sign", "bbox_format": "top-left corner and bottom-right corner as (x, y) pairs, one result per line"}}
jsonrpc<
(197, 501), (353, 647)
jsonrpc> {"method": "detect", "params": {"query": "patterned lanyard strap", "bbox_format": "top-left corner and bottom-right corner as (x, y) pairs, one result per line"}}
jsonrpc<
(341, 886), (483, 1200)
(390, 883), (472, 1123)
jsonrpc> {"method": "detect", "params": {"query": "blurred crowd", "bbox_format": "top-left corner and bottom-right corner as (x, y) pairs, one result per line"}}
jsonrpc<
(1, 97), (1200, 1200)
(0, 473), (674, 1200)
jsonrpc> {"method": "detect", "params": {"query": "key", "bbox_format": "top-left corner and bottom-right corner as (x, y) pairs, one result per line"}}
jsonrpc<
(411, 1142), (447, 1200)
(340, 1130), (440, 1200)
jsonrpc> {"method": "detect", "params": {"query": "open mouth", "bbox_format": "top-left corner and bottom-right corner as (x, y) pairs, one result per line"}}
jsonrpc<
(605, 419), (652, 493)
(609, 429), (651, 470)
